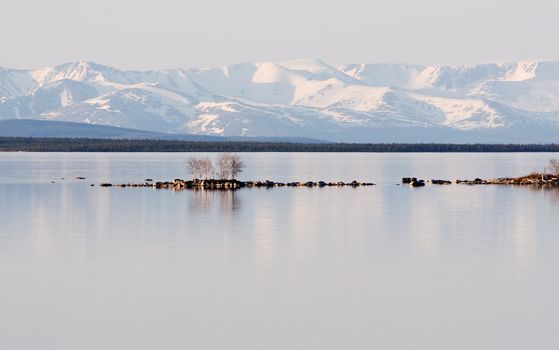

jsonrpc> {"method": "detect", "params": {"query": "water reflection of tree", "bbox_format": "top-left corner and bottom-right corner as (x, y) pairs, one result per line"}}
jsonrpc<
(188, 189), (241, 212)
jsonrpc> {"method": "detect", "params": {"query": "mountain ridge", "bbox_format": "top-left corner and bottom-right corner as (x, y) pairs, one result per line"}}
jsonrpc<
(2, 59), (559, 143)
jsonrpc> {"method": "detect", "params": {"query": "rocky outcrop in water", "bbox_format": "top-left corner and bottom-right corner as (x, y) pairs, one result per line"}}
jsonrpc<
(94, 174), (559, 191)
(98, 179), (376, 190)
(429, 179), (452, 185)
(403, 177), (426, 187)
(456, 174), (559, 186)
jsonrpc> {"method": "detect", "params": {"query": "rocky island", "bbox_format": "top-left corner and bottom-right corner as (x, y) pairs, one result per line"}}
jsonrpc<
(100, 179), (375, 190)
(94, 156), (559, 190)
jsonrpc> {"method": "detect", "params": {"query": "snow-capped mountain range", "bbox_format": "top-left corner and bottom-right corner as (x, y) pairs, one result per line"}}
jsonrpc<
(2, 59), (559, 142)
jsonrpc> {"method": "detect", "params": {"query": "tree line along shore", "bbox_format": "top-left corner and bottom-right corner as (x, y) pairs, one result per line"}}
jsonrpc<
(2, 137), (559, 152)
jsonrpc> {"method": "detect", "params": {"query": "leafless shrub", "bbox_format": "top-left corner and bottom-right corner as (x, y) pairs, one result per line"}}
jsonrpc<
(186, 157), (201, 180)
(547, 159), (559, 176)
(216, 153), (232, 179)
(199, 157), (214, 180)
(229, 154), (245, 180)
(187, 154), (245, 180)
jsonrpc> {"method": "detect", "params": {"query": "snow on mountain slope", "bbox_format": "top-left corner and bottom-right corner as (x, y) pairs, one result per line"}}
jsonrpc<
(502, 61), (559, 82)
(0, 67), (38, 97)
(280, 59), (358, 83)
(41, 86), (198, 133)
(185, 100), (328, 138)
(408, 93), (545, 130)
(338, 64), (424, 88)
(33, 79), (99, 110)
(1, 60), (559, 142)
(182, 62), (307, 105)
(411, 64), (513, 90)
(33, 61), (132, 86)
(468, 80), (559, 113)
(0, 80), (99, 119)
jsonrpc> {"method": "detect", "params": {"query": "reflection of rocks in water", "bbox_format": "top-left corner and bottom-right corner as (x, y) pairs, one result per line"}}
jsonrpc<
(189, 189), (240, 212)
(527, 185), (559, 205)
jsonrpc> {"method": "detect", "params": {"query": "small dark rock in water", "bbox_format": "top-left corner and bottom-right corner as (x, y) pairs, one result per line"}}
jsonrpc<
(429, 179), (452, 185)
(402, 177), (412, 184)
(100, 183), (113, 187)
(51, 181), (55, 184)
(75, 177), (86, 180)
(90, 184), (95, 187)
(145, 179), (153, 182)
(410, 179), (426, 187)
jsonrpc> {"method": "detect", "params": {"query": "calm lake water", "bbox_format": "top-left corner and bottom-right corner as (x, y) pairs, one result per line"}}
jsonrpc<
(1, 152), (558, 350)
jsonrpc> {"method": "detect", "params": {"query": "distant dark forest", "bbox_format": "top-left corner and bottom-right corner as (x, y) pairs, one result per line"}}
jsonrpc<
(1, 137), (559, 152)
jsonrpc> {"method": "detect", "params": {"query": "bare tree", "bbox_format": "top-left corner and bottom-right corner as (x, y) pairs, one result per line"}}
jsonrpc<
(229, 154), (245, 180)
(186, 157), (201, 180)
(216, 153), (232, 179)
(188, 154), (244, 181)
(547, 159), (559, 176)
(199, 157), (214, 180)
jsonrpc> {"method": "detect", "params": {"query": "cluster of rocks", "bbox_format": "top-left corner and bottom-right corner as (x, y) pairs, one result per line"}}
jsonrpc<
(98, 179), (375, 190)
(402, 177), (453, 187)
(246, 180), (375, 188)
(95, 174), (559, 190)
(457, 174), (559, 186)
(429, 179), (452, 185)
(455, 178), (490, 185)
(402, 177), (426, 187)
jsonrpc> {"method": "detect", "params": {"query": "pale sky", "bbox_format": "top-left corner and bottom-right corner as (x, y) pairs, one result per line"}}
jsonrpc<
(1, 0), (558, 70)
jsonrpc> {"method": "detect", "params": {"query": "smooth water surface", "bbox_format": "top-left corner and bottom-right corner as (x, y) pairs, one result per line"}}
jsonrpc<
(1, 153), (558, 350)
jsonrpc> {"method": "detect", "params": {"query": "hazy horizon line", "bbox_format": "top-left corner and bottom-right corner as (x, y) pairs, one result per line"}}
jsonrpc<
(3, 57), (559, 72)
